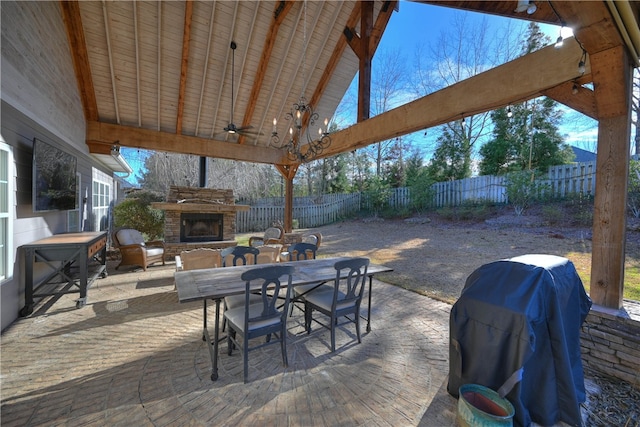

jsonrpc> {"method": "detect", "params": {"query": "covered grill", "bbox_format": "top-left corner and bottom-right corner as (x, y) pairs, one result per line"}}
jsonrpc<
(448, 254), (592, 427)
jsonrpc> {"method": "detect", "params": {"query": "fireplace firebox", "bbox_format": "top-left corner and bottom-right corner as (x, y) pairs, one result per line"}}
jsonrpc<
(180, 213), (223, 242)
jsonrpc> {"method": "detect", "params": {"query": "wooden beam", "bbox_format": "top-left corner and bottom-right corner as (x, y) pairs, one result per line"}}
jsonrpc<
(86, 121), (284, 165)
(357, 1), (373, 122)
(237, 1), (294, 145)
(590, 45), (633, 309)
(314, 38), (589, 159)
(59, 0), (98, 122)
(176, 0), (193, 134)
(541, 81), (598, 120)
(369, 1), (396, 55)
(344, 1), (394, 123)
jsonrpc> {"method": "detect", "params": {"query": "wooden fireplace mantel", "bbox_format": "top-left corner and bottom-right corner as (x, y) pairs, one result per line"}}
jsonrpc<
(152, 202), (249, 213)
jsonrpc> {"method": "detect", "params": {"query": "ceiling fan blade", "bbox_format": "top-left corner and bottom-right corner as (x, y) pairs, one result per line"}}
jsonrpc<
(237, 129), (263, 137)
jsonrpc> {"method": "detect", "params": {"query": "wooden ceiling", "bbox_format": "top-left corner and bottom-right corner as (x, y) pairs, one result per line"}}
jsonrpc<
(64, 1), (639, 167)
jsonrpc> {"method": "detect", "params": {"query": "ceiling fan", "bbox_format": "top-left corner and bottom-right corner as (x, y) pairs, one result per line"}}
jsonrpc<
(222, 41), (258, 137)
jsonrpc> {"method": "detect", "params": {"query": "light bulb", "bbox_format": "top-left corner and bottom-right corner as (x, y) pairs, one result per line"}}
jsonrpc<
(578, 60), (586, 74)
(572, 83), (579, 95)
(507, 106), (513, 118)
(527, 2), (537, 14)
(555, 35), (563, 48)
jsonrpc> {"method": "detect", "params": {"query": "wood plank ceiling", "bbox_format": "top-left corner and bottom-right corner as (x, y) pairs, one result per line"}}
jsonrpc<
(63, 1), (639, 167)
(63, 0), (394, 165)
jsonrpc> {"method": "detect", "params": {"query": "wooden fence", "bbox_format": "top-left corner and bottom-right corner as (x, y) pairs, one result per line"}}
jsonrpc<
(235, 161), (597, 232)
(236, 193), (361, 232)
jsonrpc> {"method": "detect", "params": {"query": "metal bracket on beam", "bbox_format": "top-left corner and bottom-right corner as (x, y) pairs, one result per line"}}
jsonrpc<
(274, 1), (286, 20)
(343, 26), (354, 42)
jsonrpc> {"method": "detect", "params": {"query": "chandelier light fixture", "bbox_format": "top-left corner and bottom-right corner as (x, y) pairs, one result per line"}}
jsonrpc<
(270, 0), (331, 163)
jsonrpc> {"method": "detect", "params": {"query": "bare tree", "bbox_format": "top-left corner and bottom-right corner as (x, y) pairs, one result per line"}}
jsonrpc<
(137, 151), (279, 200)
(368, 48), (409, 176)
(411, 14), (527, 175)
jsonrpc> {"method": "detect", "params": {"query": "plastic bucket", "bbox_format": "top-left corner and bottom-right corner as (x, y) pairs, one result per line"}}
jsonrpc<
(457, 384), (515, 427)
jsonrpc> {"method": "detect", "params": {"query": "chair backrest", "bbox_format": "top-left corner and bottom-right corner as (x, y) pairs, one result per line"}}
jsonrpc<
(240, 265), (294, 325)
(285, 242), (317, 261)
(332, 257), (370, 308)
(221, 245), (260, 267)
(301, 232), (322, 249)
(179, 248), (221, 270)
(257, 244), (283, 264)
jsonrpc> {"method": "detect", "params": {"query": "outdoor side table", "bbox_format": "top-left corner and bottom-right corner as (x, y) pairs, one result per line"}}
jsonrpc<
(20, 231), (108, 316)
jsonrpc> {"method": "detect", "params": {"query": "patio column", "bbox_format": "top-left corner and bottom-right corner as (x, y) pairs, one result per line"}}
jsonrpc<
(276, 164), (298, 233)
(590, 45), (633, 309)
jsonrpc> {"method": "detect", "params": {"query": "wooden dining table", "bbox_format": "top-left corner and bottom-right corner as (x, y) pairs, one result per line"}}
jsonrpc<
(174, 256), (393, 381)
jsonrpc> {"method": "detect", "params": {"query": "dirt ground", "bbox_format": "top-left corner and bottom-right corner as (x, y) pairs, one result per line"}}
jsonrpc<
(305, 210), (640, 304)
(300, 210), (640, 426)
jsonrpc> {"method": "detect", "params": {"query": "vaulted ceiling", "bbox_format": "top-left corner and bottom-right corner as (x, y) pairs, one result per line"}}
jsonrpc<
(64, 1), (639, 168)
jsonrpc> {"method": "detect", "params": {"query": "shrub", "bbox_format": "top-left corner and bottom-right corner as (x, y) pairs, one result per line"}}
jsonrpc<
(114, 189), (165, 240)
(504, 171), (549, 216)
(629, 160), (640, 218)
(408, 175), (435, 213)
(363, 176), (392, 216)
(541, 205), (564, 225)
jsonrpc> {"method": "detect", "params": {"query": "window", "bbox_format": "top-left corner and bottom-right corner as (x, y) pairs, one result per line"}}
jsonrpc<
(0, 139), (14, 282)
(93, 179), (111, 232)
(68, 172), (81, 232)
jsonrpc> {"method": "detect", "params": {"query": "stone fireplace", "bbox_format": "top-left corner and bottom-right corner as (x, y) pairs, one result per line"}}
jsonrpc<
(152, 186), (249, 258)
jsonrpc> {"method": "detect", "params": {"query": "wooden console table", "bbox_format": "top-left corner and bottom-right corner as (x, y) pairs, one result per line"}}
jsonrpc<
(20, 231), (108, 316)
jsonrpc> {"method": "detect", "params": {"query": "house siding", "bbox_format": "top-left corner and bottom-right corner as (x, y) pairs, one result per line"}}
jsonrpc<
(1, 2), (115, 331)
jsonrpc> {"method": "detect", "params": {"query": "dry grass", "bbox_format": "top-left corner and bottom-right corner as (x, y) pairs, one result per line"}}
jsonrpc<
(237, 206), (640, 305)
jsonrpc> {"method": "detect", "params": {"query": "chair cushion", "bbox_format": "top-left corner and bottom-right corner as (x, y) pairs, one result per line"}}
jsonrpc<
(224, 293), (262, 310)
(145, 247), (164, 257)
(293, 283), (332, 298)
(264, 227), (282, 241)
(304, 289), (355, 311)
(224, 304), (282, 332)
(117, 229), (145, 246)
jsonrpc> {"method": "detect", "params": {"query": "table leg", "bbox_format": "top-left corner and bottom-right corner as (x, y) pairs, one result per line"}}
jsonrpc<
(367, 276), (373, 332)
(202, 299), (222, 381)
(202, 299), (207, 341)
(212, 299), (221, 380)
(21, 248), (35, 317)
(77, 247), (88, 309)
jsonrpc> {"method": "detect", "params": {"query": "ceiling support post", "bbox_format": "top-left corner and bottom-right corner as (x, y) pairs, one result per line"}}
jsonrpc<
(276, 164), (298, 232)
(199, 157), (207, 188)
(357, 1), (373, 122)
(590, 45), (633, 310)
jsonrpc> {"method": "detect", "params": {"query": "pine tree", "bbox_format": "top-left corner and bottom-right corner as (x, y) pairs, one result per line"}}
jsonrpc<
(479, 23), (574, 176)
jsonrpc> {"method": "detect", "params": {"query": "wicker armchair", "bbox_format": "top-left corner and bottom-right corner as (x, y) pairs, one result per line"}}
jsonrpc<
(112, 228), (165, 271)
(248, 225), (285, 247)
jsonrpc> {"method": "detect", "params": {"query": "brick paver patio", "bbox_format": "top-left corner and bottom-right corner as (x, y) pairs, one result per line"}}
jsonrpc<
(1, 261), (458, 426)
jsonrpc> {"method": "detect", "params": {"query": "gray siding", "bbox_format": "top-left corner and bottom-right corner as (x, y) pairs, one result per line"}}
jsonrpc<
(1, 1), (86, 151)
(0, 1), (116, 330)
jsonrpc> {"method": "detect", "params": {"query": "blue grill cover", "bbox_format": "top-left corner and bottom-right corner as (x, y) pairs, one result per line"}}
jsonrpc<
(448, 254), (592, 427)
